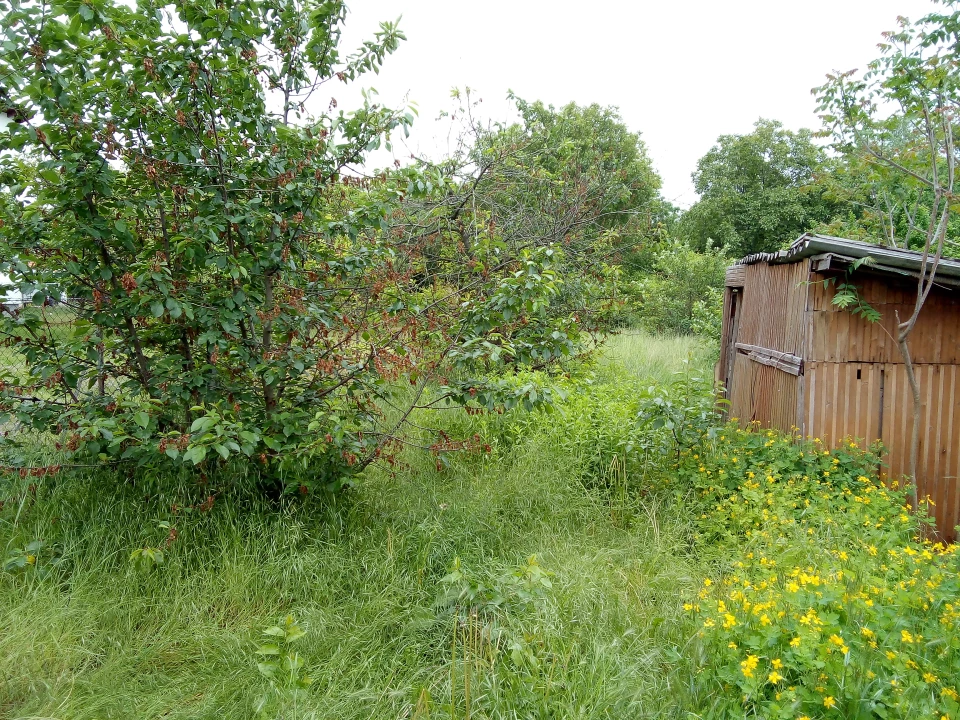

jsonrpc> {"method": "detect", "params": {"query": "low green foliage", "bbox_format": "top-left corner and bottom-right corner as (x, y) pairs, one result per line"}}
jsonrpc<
(0, 333), (709, 719)
(681, 425), (960, 719)
(627, 240), (728, 340)
(3, 538), (63, 578)
(4, 330), (957, 719)
(254, 615), (313, 716)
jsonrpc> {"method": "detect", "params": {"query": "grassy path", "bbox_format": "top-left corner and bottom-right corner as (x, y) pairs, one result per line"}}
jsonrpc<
(0, 333), (712, 719)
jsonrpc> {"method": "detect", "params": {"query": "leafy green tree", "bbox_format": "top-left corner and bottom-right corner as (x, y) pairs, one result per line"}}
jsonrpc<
(679, 119), (841, 258)
(473, 96), (664, 268)
(0, 0), (593, 491)
(505, 96), (662, 232)
(629, 240), (729, 338)
(389, 92), (666, 340)
(812, 127), (960, 258)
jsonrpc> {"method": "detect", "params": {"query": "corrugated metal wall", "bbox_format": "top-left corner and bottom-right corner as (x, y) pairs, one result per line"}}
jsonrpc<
(805, 270), (960, 539)
(738, 261), (810, 355)
(725, 260), (808, 429)
(808, 272), (960, 363)
(729, 354), (800, 430)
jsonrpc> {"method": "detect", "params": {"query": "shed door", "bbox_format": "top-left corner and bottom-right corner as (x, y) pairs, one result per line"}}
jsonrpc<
(723, 288), (741, 399)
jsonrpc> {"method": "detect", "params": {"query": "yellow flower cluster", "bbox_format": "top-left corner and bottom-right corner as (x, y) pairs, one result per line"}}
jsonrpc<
(680, 424), (960, 718)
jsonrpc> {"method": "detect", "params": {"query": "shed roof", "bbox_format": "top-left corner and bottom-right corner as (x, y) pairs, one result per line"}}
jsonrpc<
(736, 233), (960, 283)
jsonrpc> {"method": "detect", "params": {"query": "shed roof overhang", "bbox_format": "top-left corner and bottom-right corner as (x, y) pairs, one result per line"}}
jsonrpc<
(734, 233), (960, 284)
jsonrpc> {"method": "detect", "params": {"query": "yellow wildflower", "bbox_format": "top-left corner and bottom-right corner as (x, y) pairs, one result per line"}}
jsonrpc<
(824, 696), (836, 709)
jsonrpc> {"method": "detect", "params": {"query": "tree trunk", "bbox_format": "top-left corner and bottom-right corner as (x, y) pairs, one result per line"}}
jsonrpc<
(897, 331), (921, 510)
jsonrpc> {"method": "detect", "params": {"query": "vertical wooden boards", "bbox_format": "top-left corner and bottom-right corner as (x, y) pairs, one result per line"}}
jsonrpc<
(805, 361), (960, 541)
(809, 275), (960, 364)
(737, 261), (810, 356)
(717, 288), (735, 388)
(728, 351), (755, 425)
(723, 257), (960, 539)
(728, 353), (800, 431)
(725, 264), (746, 288)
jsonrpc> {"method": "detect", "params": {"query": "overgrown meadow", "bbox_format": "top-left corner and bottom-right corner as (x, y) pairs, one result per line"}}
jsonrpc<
(1, 333), (708, 719)
(5, 1), (960, 717)
(3, 333), (958, 719)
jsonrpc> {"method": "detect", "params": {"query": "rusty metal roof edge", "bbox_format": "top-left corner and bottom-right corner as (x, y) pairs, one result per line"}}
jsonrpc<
(734, 233), (960, 280)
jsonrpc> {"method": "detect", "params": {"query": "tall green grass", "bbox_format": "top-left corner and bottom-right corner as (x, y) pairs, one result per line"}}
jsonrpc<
(0, 333), (712, 719)
(602, 331), (716, 385)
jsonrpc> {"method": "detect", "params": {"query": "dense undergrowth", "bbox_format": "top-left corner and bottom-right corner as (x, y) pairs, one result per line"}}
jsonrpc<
(682, 428), (960, 719)
(0, 333), (709, 719)
(2, 332), (959, 719)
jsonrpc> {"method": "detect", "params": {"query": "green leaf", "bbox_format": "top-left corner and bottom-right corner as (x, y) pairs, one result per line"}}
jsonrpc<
(186, 446), (207, 465)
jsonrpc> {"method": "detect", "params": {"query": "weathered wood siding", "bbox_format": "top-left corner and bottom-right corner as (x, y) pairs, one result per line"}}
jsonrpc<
(808, 272), (960, 363)
(804, 361), (960, 540)
(725, 260), (809, 428)
(725, 264), (746, 288)
(720, 259), (960, 540)
(737, 261), (811, 356)
(729, 352), (800, 430)
(717, 287), (736, 386)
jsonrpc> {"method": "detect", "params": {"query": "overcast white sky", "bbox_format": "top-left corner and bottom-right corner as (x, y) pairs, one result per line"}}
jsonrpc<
(337, 0), (940, 207)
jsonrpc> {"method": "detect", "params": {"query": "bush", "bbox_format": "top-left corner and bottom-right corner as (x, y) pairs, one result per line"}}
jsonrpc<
(679, 426), (960, 719)
(0, 1), (596, 491)
(630, 240), (728, 339)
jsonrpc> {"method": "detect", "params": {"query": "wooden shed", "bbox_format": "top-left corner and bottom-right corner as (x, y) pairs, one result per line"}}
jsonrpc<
(718, 233), (960, 540)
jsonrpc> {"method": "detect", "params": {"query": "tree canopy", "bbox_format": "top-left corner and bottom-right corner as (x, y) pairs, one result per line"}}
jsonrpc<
(679, 119), (840, 258)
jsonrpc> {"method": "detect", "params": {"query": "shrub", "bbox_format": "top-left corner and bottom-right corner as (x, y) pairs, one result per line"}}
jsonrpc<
(630, 240), (728, 338)
(680, 426), (960, 719)
(0, 0), (596, 492)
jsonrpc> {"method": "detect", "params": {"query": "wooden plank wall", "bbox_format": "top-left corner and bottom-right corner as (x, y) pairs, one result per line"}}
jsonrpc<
(804, 270), (960, 539)
(726, 260), (809, 429)
(808, 272), (960, 363)
(738, 261), (810, 355)
(729, 352), (800, 430)
(716, 287), (735, 385)
(726, 262), (960, 539)
(725, 265), (746, 287)
(805, 361), (960, 540)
